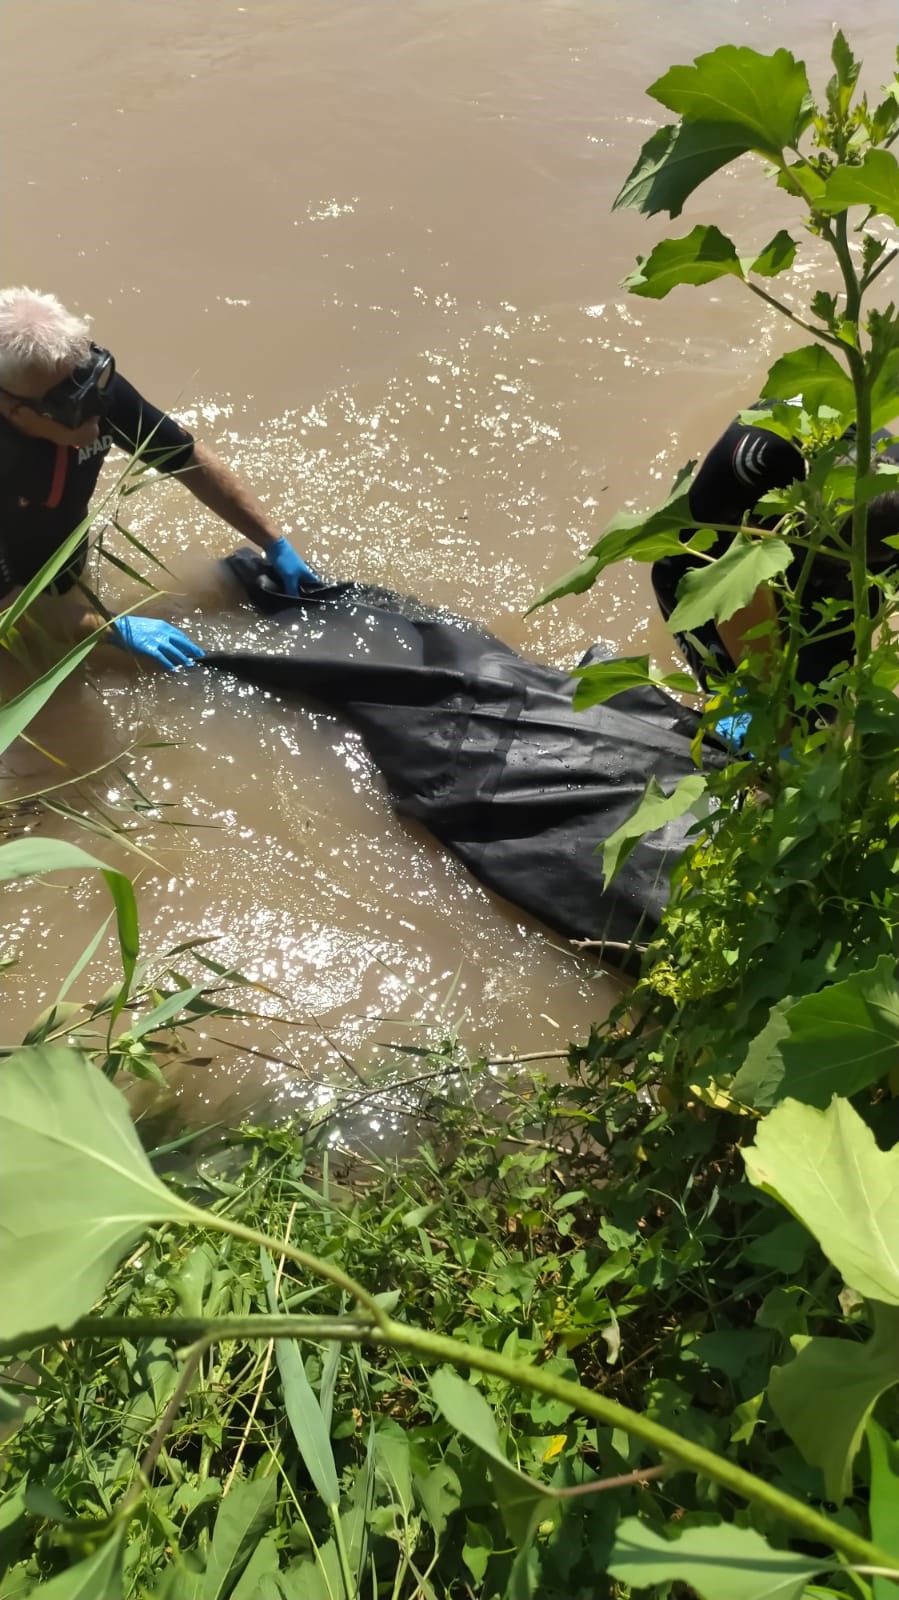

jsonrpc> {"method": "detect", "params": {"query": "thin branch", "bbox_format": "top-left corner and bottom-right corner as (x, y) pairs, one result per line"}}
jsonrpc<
(745, 279), (846, 349)
(570, 937), (648, 956)
(554, 1463), (669, 1499)
(309, 1014), (367, 1083)
(483, 1049), (573, 1066)
(861, 244), (899, 293)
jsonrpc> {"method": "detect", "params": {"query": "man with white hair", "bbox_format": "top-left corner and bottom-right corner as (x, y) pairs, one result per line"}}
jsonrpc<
(0, 286), (319, 668)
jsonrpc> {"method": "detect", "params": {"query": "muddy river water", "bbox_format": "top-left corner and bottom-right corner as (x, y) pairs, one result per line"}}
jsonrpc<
(1, 0), (897, 1128)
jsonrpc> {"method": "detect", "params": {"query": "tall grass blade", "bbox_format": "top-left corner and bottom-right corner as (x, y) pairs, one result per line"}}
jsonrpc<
(259, 1250), (340, 1509)
(110, 517), (173, 575)
(0, 513), (96, 643)
(96, 545), (159, 589)
(0, 838), (138, 1013)
(42, 797), (162, 868)
(56, 915), (114, 1003)
(0, 622), (111, 758)
(128, 984), (209, 1040)
(319, 1329), (342, 1434)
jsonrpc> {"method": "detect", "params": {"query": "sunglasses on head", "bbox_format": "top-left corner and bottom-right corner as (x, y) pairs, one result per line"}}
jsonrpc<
(1, 343), (115, 430)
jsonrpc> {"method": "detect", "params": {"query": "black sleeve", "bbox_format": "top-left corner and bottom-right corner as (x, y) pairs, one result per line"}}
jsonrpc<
(103, 372), (195, 475)
(688, 417), (805, 527)
(651, 416), (804, 688)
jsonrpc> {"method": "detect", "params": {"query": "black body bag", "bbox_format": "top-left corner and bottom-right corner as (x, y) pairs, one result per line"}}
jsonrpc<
(205, 553), (724, 969)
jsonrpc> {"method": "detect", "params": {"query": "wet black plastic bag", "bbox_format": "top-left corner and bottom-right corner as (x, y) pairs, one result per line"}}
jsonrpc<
(205, 554), (723, 968)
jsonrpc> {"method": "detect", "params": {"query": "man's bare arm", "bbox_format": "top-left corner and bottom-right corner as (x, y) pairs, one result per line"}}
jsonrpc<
(716, 583), (779, 674)
(177, 441), (283, 551)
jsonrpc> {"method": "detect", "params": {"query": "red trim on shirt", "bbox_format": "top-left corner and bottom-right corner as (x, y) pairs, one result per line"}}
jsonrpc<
(44, 445), (69, 510)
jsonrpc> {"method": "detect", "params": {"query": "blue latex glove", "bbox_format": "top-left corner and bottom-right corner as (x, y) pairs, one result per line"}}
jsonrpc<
(714, 710), (752, 750)
(266, 537), (320, 595)
(112, 616), (205, 670)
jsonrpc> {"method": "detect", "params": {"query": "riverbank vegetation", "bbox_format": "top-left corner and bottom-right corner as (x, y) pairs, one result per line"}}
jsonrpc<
(3, 31), (899, 1600)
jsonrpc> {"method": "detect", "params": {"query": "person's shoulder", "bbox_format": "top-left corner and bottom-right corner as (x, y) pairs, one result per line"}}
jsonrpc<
(104, 369), (146, 414)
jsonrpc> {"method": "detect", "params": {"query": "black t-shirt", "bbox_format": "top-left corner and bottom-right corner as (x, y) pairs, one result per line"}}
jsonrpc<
(0, 371), (195, 592)
(651, 417), (898, 694)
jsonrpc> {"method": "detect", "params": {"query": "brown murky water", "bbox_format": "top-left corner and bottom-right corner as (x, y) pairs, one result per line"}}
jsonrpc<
(1, 0), (897, 1127)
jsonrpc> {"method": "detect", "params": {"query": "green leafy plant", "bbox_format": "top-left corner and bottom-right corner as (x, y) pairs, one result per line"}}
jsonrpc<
(531, 33), (899, 1119)
(2, 1045), (899, 1598)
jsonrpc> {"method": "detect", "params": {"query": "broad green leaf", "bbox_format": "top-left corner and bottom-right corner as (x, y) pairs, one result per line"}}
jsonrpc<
(871, 351), (899, 432)
(778, 161), (827, 204)
(602, 772), (706, 885)
(625, 225), (744, 299)
(0, 1385), (30, 1433)
(278, 1551), (342, 1600)
(429, 1369), (554, 1545)
(507, 1542), (540, 1600)
(413, 1459), (461, 1541)
(260, 1250), (340, 1508)
(584, 501), (706, 569)
(749, 231), (798, 278)
(607, 1517), (819, 1599)
(571, 656), (694, 709)
(826, 31), (860, 121)
(819, 149), (899, 226)
(768, 1304), (899, 1502)
(867, 1422), (899, 1600)
(0, 1565), (32, 1600)
(0, 839), (138, 1011)
(732, 998), (795, 1110)
(736, 401), (802, 444)
(526, 552), (603, 613)
(36, 1532), (125, 1600)
(667, 537), (793, 633)
(761, 345), (854, 416)
(734, 958), (899, 1109)
(613, 120), (754, 219)
(375, 1430), (414, 1519)
(0, 1046), (201, 1341)
(743, 1096), (899, 1306)
(231, 1533), (280, 1600)
(462, 1520), (492, 1584)
(0, 1486), (28, 1575)
(649, 47), (812, 155)
(526, 490), (711, 615)
(203, 1477), (277, 1600)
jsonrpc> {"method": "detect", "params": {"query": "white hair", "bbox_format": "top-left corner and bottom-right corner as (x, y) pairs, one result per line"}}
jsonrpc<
(0, 286), (92, 390)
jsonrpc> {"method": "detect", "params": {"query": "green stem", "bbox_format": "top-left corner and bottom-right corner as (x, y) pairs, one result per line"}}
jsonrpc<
(25, 1311), (899, 1578)
(331, 1507), (357, 1600)
(771, 517), (834, 726)
(821, 213), (875, 782)
(745, 280), (844, 348)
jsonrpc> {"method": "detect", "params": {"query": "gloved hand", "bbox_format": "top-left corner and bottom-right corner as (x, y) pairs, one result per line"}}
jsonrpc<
(713, 710), (752, 750)
(111, 616), (205, 670)
(266, 537), (320, 595)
